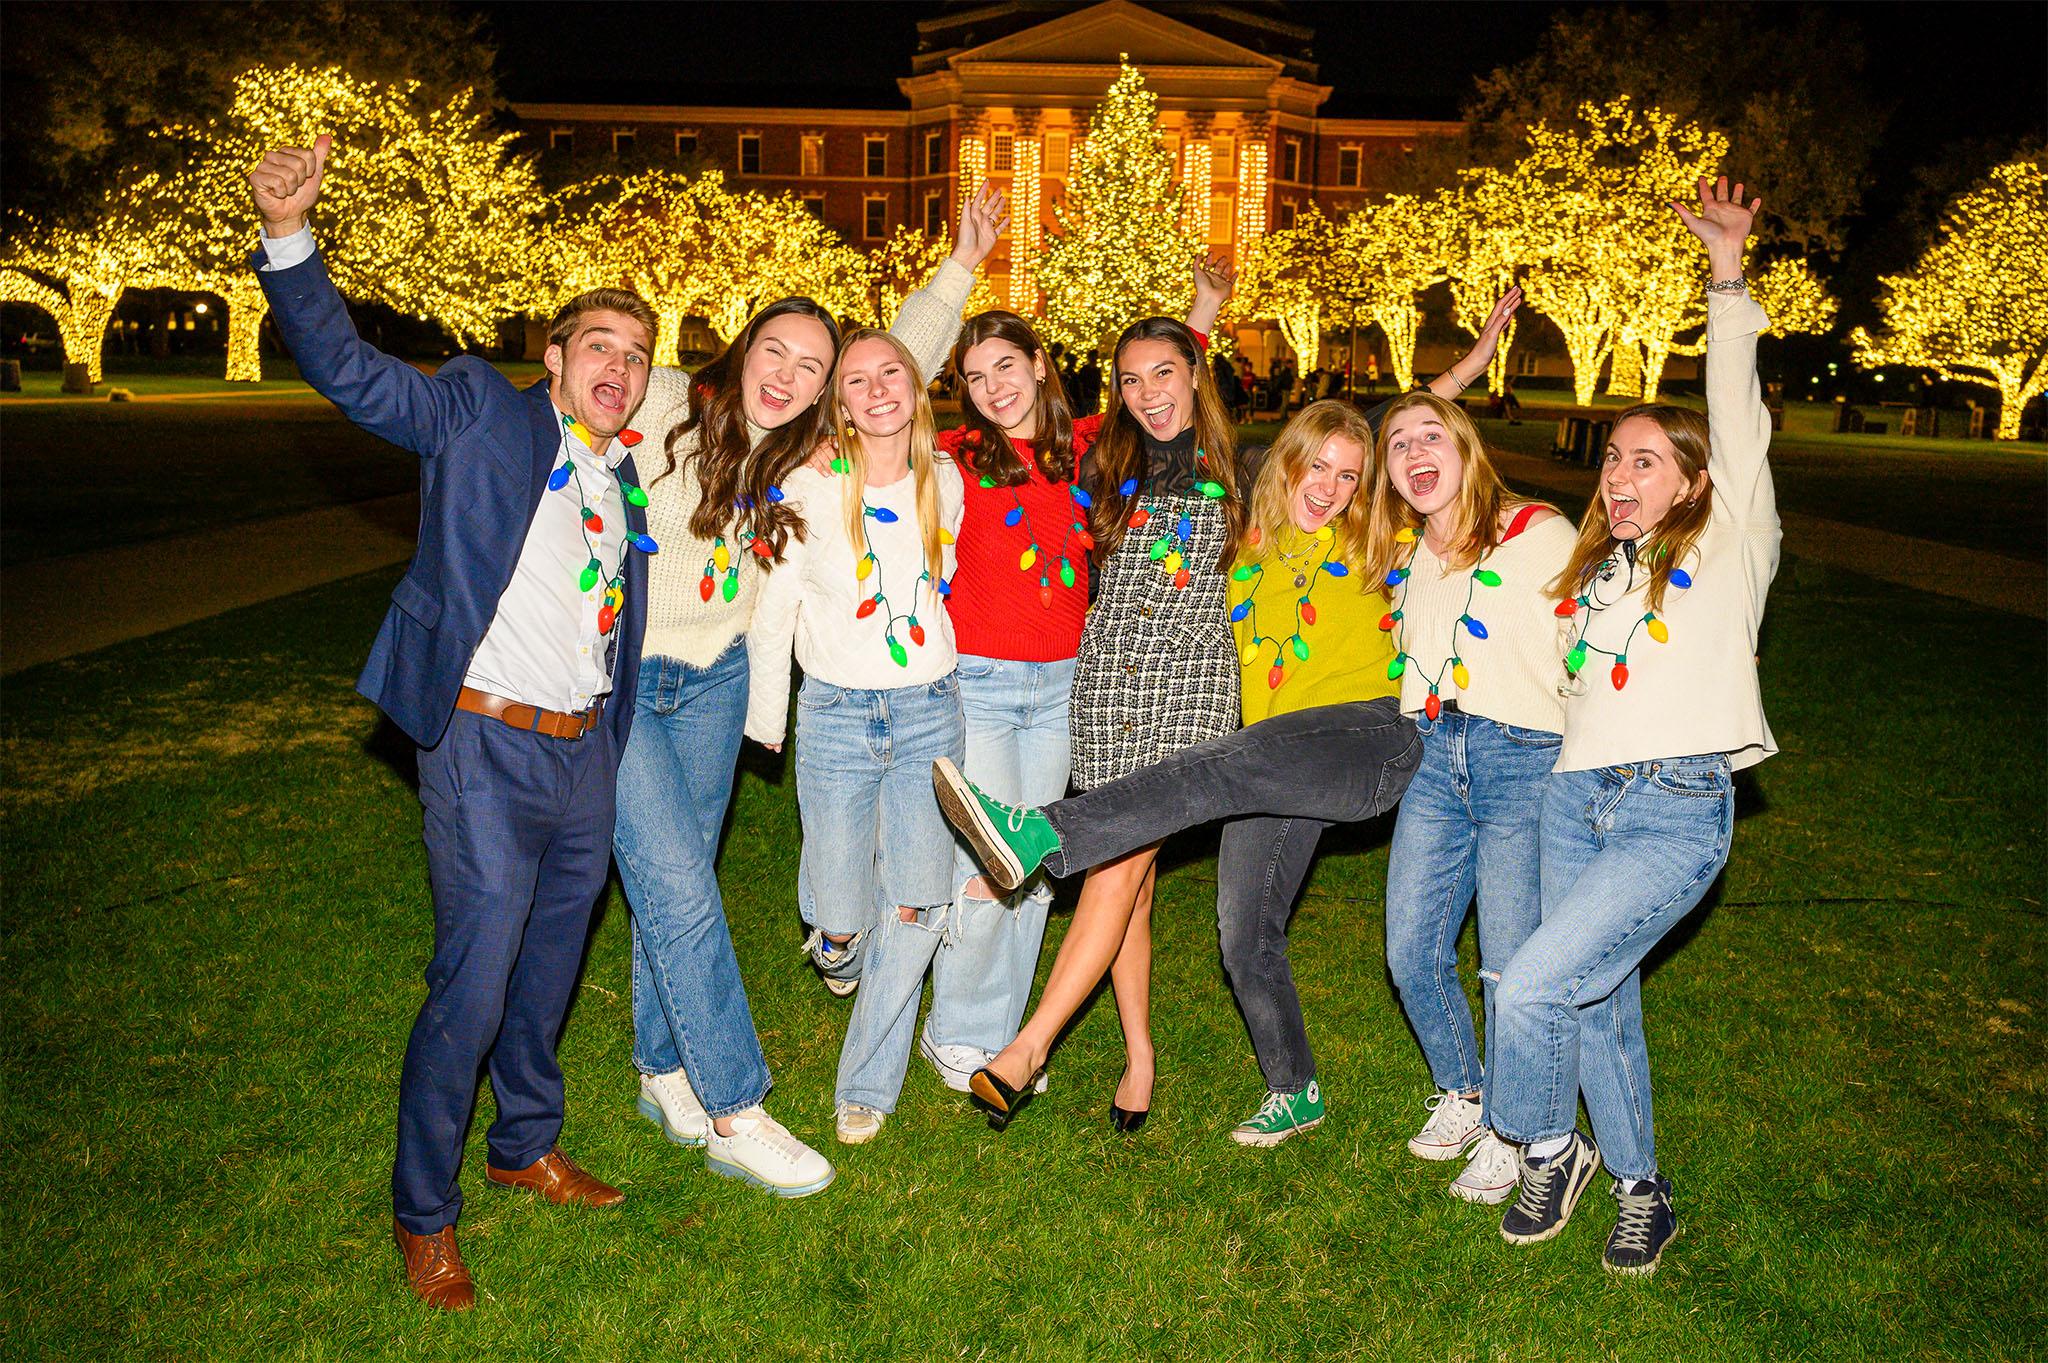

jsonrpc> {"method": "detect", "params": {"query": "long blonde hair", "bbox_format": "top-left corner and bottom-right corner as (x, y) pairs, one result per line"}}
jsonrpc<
(1551, 404), (1711, 612)
(1086, 317), (1244, 569)
(827, 329), (947, 584)
(1365, 392), (1543, 583)
(1244, 399), (1377, 580)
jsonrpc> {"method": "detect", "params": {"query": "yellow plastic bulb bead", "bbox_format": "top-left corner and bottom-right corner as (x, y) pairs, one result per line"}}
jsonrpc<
(1396, 527), (1417, 543)
(1019, 547), (1038, 571)
(940, 528), (956, 545)
(1163, 551), (1183, 573)
(856, 555), (874, 581)
(1647, 617), (1670, 644)
(714, 545), (730, 572)
(1452, 662), (1470, 690)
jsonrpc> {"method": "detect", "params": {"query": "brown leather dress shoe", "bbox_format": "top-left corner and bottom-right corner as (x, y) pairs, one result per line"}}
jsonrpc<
(394, 1221), (475, 1311)
(485, 1147), (625, 1207)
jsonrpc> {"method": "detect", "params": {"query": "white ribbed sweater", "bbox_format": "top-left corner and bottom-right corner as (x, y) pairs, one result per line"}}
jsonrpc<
(635, 260), (977, 666)
(1556, 290), (1781, 772)
(1393, 514), (1577, 734)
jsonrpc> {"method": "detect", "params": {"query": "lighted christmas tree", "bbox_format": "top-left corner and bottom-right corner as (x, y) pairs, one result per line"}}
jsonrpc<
(864, 224), (998, 332)
(1852, 158), (2048, 440)
(1439, 184), (1523, 396)
(1232, 203), (1335, 368)
(1335, 194), (1452, 391)
(1033, 59), (1202, 357)
(0, 181), (159, 384)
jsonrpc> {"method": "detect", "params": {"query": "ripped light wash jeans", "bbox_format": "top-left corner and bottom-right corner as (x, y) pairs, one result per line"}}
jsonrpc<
(926, 654), (1075, 1058)
(1490, 755), (1735, 1181)
(1382, 710), (1556, 1111)
(794, 672), (965, 1113)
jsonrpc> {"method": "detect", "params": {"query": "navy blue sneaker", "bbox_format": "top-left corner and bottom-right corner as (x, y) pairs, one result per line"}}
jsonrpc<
(1603, 1175), (1678, 1276)
(1500, 1131), (1602, 1244)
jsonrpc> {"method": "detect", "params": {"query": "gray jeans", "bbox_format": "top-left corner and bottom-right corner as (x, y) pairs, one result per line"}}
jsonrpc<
(1042, 699), (1423, 1092)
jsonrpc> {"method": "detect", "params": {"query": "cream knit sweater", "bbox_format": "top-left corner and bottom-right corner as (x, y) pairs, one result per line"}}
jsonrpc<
(634, 259), (977, 666)
(1556, 290), (1781, 772)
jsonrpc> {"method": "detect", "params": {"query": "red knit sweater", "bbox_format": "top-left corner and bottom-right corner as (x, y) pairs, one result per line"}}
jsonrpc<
(941, 412), (1103, 662)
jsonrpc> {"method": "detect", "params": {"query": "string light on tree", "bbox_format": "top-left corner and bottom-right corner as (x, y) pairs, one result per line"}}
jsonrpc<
(1851, 157), (2047, 441)
(1008, 131), (1043, 315)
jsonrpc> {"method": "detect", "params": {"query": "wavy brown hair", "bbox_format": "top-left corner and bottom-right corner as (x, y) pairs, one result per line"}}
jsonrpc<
(1551, 404), (1712, 613)
(1086, 317), (1244, 569)
(1245, 399), (1378, 582)
(949, 311), (1079, 486)
(1364, 392), (1548, 583)
(655, 296), (841, 566)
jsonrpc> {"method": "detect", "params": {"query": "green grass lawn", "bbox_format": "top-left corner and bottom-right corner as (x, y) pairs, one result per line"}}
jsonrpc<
(1, 544), (2041, 1359)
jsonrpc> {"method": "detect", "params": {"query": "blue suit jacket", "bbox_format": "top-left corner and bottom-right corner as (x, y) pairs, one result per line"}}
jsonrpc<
(255, 249), (645, 751)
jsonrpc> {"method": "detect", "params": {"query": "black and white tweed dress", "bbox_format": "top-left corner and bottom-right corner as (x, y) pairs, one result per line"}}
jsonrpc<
(1070, 485), (1239, 791)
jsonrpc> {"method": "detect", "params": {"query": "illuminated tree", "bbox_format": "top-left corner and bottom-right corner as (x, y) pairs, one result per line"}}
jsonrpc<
(1852, 159), (2048, 440)
(546, 171), (870, 358)
(143, 65), (546, 380)
(0, 182), (156, 383)
(1334, 195), (1452, 390)
(1439, 185), (1524, 395)
(1033, 59), (1203, 354)
(1232, 204), (1335, 367)
(1750, 257), (1838, 338)
(863, 225), (998, 331)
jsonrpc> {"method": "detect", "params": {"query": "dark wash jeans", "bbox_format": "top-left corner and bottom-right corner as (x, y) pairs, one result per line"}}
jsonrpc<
(1042, 699), (1422, 1093)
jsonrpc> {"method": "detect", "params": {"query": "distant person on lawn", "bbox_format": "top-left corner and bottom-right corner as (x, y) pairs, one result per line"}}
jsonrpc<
(249, 135), (657, 1311)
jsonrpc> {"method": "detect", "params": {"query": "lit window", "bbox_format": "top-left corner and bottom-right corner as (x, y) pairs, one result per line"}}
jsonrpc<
(864, 196), (887, 239)
(739, 134), (761, 174)
(1211, 135), (1233, 177)
(802, 135), (825, 177)
(1045, 132), (1069, 174)
(923, 191), (945, 237)
(866, 136), (888, 177)
(1339, 146), (1362, 187)
(924, 129), (944, 176)
(675, 131), (698, 158)
(1213, 193), (1235, 244)
(991, 132), (1013, 174)
(612, 130), (636, 157)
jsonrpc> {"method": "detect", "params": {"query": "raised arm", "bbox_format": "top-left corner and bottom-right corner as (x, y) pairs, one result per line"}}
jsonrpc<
(1424, 286), (1523, 401)
(1187, 251), (1236, 338)
(247, 136), (482, 456)
(1675, 176), (1776, 535)
(891, 184), (1008, 382)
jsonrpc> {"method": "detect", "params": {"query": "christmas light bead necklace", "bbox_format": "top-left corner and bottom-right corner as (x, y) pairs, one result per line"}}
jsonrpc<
(1378, 525), (1503, 720)
(1124, 449), (1228, 590)
(983, 473), (1087, 607)
(838, 464), (951, 666)
(698, 487), (785, 604)
(1555, 539), (1692, 691)
(549, 415), (658, 635)
(1229, 525), (1350, 689)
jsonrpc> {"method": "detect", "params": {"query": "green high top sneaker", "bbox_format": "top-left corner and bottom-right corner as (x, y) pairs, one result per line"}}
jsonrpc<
(931, 758), (1062, 894)
(1230, 1081), (1327, 1148)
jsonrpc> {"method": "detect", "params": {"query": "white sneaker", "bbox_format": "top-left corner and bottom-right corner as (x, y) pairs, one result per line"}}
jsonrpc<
(706, 1107), (836, 1198)
(1407, 1088), (1485, 1161)
(1449, 1131), (1519, 1204)
(637, 1069), (709, 1148)
(918, 1031), (1050, 1095)
(835, 1103), (885, 1145)
(801, 928), (859, 997)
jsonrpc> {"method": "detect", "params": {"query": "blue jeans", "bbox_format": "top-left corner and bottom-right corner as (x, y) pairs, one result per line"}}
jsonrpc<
(612, 641), (771, 1118)
(927, 655), (1075, 1056)
(795, 673), (965, 1112)
(1490, 756), (1735, 1181)
(1383, 711), (1556, 1108)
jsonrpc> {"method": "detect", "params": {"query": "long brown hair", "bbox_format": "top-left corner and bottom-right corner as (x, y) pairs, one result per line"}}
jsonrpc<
(950, 311), (1079, 486)
(1087, 317), (1244, 569)
(1551, 404), (1711, 612)
(1365, 391), (1545, 584)
(827, 329), (948, 585)
(1244, 399), (1377, 582)
(658, 296), (841, 565)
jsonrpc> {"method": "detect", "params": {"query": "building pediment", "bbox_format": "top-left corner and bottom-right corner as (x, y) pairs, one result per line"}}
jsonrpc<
(945, 1), (1284, 73)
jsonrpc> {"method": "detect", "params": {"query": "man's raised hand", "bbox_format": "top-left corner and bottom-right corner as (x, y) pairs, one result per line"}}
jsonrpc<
(247, 134), (333, 238)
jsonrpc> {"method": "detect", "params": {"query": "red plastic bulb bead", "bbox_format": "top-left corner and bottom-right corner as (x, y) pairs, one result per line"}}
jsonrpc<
(1555, 599), (1579, 618)
(1268, 664), (1284, 689)
(910, 622), (926, 647)
(1301, 602), (1317, 626)
(699, 574), (715, 602)
(584, 513), (604, 533)
(1173, 568), (1191, 589)
(1378, 612), (1395, 631)
(1039, 586), (1054, 608)
(751, 537), (774, 557)
(856, 598), (878, 619)
(598, 604), (616, 634)
(1611, 663), (1629, 690)
(1129, 508), (1151, 529)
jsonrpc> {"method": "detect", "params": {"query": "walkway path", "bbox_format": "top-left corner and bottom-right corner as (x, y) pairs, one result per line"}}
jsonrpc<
(3, 455), (2040, 676)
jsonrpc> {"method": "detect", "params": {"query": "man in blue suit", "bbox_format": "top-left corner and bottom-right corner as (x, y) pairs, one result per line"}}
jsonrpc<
(250, 136), (658, 1310)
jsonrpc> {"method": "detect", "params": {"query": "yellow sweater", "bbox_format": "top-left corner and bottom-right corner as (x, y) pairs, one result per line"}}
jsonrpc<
(1230, 527), (1398, 724)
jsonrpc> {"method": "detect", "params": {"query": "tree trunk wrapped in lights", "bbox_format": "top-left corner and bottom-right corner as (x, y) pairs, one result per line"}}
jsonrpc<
(1335, 194), (1449, 392)
(1032, 59), (1202, 358)
(0, 183), (158, 384)
(1439, 186), (1522, 396)
(1853, 159), (2047, 439)
(1232, 203), (1335, 370)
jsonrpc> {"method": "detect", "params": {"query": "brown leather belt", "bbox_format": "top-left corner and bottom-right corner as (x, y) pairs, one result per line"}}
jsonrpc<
(455, 686), (603, 740)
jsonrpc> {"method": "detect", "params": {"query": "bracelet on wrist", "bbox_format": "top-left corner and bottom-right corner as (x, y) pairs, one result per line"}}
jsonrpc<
(1705, 275), (1748, 294)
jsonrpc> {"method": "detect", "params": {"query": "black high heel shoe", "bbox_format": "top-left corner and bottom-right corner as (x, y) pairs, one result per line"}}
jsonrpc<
(970, 1065), (1033, 1132)
(1110, 1069), (1151, 1134)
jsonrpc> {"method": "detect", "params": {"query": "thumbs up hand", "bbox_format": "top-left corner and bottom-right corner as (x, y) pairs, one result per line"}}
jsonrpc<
(247, 134), (332, 237)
